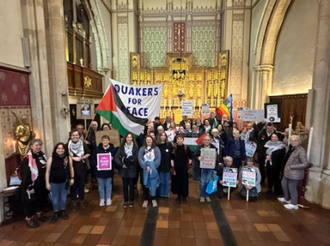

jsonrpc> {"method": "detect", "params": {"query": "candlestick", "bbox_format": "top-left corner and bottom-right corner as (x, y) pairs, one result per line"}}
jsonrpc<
(307, 127), (313, 160)
(13, 140), (16, 153)
(288, 124), (292, 140)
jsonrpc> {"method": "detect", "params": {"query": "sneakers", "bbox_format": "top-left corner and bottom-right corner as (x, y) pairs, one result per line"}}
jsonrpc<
(182, 197), (187, 204)
(99, 199), (105, 207)
(106, 199), (112, 206)
(123, 202), (128, 208)
(278, 197), (290, 204)
(60, 210), (69, 220)
(284, 204), (299, 210)
(50, 212), (58, 223)
(129, 201), (134, 208)
(200, 197), (205, 203)
(142, 200), (148, 208)
(205, 197), (211, 203)
(152, 200), (158, 208)
(26, 218), (39, 228)
(84, 188), (90, 193)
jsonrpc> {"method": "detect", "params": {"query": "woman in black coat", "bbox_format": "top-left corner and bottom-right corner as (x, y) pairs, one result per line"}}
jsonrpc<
(20, 139), (48, 228)
(114, 132), (139, 208)
(265, 133), (286, 195)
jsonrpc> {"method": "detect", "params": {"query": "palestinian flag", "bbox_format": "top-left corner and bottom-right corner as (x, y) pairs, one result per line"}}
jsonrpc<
(96, 84), (148, 137)
(216, 94), (233, 123)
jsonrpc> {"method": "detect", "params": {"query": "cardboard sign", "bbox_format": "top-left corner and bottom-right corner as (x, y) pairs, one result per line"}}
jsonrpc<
(245, 141), (257, 157)
(200, 148), (216, 169)
(182, 100), (194, 116)
(97, 153), (112, 171)
(222, 168), (238, 188)
(96, 129), (120, 147)
(242, 167), (256, 187)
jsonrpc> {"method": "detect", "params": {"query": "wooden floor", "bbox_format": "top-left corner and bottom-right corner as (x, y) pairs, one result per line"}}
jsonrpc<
(1, 174), (330, 246)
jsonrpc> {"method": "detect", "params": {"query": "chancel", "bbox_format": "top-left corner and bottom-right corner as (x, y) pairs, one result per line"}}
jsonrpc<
(0, 0), (330, 245)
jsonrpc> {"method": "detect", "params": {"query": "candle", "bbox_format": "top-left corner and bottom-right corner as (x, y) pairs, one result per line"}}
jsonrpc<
(13, 140), (16, 153)
(288, 124), (292, 140)
(307, 127), (313, 161)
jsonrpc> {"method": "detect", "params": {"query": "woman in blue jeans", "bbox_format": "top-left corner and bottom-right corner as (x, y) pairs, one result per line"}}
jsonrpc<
(46, 142), (74, 223)
(156, 132), (173, 199)
(194, 134), (219, 203)
(92, 135), (117, 206)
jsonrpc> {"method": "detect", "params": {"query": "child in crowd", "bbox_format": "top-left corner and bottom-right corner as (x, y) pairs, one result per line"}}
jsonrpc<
(171, 134), (192, 204)
(239, 157), (261, 199)
(91, 135), (117, 206)
(217, 156), (238, 199)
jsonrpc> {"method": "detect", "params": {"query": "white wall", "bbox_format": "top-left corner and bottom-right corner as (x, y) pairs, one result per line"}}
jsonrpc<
(0, 0), (24, 67)
(272, 0), (318, 95)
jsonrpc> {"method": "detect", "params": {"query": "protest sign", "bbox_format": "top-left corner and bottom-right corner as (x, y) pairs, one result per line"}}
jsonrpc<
(245, 141), (257, 157)
(97, 153), (112, 171)
(222, 168), (238, 188)
(200, 148), (216, 169)
(242, 167), (256, 187)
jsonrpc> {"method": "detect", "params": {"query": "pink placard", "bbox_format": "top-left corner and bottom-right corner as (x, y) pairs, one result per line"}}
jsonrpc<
(97, 153), (112, 171)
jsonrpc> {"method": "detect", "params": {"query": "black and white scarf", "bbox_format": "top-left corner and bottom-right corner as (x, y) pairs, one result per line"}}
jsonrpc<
(68, 140), (84, 157)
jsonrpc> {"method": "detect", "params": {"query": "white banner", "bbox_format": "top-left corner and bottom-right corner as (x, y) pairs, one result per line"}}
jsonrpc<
(111, 79), (163, 120)
(241, 110), (264, 121)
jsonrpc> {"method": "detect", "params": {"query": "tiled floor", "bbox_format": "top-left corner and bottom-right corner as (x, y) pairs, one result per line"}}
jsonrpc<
(1, 174), (330, 246)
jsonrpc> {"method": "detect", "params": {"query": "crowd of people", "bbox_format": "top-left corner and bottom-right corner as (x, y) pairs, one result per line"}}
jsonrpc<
(19, 115), (309, 228)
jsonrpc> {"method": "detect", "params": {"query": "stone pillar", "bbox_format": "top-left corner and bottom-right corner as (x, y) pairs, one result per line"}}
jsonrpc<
(0, 127), (6, 224)
(20, 0), (54, 155)
(251, 65), (273, 110)
(305, 0), (330, 208)
(44, 0), (70, 143)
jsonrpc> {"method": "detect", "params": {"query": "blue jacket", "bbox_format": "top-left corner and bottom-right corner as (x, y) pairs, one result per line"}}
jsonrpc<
(224, 138), (246, 161)
(138, 147), (161, 196)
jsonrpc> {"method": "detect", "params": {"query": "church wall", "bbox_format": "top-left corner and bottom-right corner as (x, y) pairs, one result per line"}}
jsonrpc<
(0, 0), (24, 68)
(272, 0), (318, 95)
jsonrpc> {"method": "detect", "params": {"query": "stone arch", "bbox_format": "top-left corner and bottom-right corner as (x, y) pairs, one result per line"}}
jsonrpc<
(81, 0), (110, 75)
(250, 0), (292, 109)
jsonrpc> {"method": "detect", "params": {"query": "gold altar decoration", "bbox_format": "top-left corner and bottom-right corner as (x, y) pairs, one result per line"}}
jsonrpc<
(130, 51), (229, 122)
(12, 112), (36, 159)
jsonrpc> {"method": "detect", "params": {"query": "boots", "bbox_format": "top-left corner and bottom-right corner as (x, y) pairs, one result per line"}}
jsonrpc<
(79, 200), (86, 209)
(50, 212), (59, 223)
(60, 210), (69, 220)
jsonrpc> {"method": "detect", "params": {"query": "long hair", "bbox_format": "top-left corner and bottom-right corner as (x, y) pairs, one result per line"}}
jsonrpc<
(156, 131), (168, 145)
(120, 132), (138, 149)
(144, 135), (156, 148)
(52, 142), (69, 157)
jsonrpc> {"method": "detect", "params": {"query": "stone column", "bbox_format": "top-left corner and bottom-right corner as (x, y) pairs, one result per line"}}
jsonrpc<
(251, 65), (273, 110)
(44, 0), (70, 143)
(0, 127), (6, 224)
(305, 0), (330, 208)
(21, 0), (54, 155)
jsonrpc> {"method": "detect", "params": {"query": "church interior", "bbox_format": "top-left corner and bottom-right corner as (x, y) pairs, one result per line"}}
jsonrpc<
(0, 0), (330, 245)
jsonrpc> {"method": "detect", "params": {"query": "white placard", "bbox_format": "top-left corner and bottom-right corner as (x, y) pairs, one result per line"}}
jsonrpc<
(200, 148), (216, 169)
(182, 100), (194, 116)
(242, 167), (256, 187)
(241, 110), (264, 122)
(245, 141), (257, 157)
(237, 107), (248, 119)
(222, 168), (238, 188)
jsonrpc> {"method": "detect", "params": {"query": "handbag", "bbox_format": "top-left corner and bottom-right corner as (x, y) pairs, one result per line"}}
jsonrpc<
(206, 175), (219, 194)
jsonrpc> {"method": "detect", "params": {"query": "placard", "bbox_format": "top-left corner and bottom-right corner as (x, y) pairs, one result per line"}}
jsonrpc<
(265, 103), (281, 123)
(76, 99), (94, 119)
(242, 167), (256, 187)
(97, 153), (112, 171)
(200, 148), (216, 169)
(237, 107), (248, 119)
(241, 110), (264, 121)
(165, 130), (176, 142)
(96, 129), (120, 147)
(245, 141), (257, 157)
(182, 100), (194, 116)
(222, 168), (238, 188)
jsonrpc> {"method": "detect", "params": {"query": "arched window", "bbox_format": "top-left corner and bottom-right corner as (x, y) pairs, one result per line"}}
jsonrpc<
(64, 0), (91, 68)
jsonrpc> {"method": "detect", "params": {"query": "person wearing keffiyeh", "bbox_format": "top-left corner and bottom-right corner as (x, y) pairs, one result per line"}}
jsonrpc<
(20, 139), (48, 228)
(67, 129), (91, 209)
